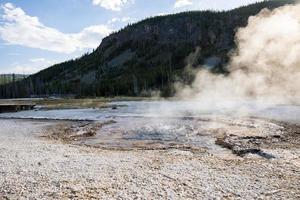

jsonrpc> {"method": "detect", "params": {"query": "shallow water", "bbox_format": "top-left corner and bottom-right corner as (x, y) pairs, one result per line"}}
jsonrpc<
(0, 101), (299, 123)
(77, 117), (222, 151)
(0, 100), (298, 151)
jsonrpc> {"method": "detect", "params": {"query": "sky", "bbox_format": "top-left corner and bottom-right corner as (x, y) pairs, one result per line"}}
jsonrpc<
(0, 0), (263, 74)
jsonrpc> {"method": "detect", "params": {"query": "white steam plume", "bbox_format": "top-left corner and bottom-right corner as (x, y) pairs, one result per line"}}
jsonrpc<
(176, 3), (300, 105)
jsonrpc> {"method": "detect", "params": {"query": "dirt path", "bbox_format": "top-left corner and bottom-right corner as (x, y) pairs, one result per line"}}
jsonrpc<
(0, 119), (299, 199)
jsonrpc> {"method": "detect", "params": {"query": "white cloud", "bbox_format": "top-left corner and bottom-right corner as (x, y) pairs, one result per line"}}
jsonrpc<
(156, 12), (172, 17)
(29, 58), (47, 63)
(108, 17), (133, 24)
(12, 64), (49, 74)
(72, 25), (113, 50)
(174, 0), (265, 11)
(0, 3), (114, 54)
(92, 0), (133, 11)
(0, 58), (58, 74)
(174, 0), (193, 8)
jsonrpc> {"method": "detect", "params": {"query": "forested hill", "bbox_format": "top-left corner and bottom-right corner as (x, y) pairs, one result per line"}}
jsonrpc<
(1, 0), (295, 98)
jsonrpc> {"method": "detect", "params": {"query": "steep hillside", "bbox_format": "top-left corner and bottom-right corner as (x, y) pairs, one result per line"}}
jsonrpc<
(1, 0), (296, 98)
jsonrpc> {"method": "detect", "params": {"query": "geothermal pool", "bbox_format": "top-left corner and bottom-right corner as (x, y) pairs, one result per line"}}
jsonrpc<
(0, 101), (298, 152)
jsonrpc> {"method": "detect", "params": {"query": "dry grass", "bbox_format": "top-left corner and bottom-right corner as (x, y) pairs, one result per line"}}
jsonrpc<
(35, 99), (109, 109)
(0, 97), (156, 110)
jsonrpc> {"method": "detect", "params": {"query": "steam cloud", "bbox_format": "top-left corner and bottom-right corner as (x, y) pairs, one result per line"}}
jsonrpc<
(176, 3), (300, 105)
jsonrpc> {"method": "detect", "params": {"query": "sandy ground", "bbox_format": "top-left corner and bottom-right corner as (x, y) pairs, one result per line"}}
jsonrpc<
(0, 119), (299, 199)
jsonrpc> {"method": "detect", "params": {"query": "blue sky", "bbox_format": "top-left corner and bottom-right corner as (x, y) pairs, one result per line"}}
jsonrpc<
(0, 0), (263, 74)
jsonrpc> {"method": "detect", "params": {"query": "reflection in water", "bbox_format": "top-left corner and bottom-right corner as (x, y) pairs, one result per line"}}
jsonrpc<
(0, 101), (299, 123)
(0, 101), (297, 151)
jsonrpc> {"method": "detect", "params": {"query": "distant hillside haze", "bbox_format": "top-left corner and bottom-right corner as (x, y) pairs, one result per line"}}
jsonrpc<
(0, 74), (27, 85)
(0, 0), (296, 98)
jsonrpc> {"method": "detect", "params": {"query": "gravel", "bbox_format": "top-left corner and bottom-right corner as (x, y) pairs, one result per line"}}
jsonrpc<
(0, 119), (299, 199)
